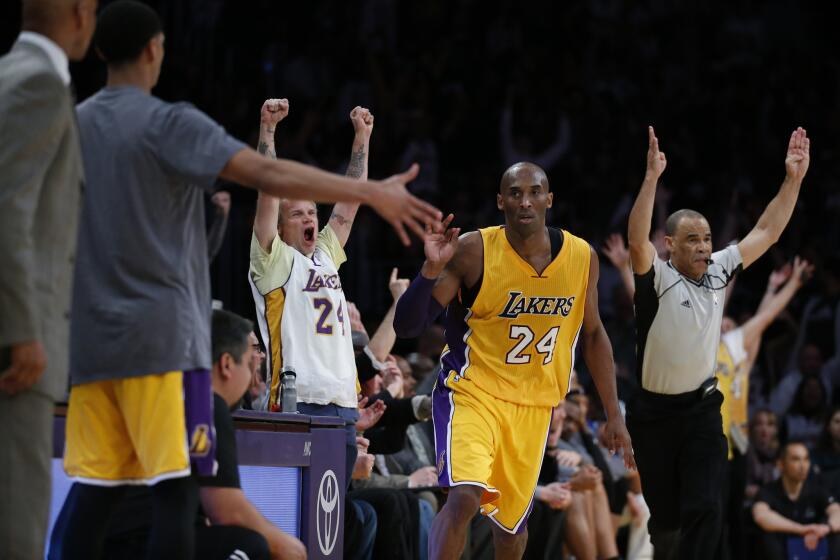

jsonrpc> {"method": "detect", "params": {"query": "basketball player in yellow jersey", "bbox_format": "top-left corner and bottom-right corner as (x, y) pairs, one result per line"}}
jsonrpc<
(716, 257), (811, 556)
(394, 162), (633, 559)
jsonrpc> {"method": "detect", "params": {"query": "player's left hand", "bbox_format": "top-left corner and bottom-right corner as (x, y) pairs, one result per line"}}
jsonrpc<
(603, 415), (636, 470)
(350, 106), (374, 139)
(784, 127), (810, 182)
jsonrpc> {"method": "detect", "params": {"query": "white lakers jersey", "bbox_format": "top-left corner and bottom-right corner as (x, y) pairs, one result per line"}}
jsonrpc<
(249, 226), (356, 409)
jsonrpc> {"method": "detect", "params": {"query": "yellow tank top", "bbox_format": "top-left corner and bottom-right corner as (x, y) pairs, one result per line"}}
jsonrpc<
(440, 226), (591, 407)
(716, 341), (749, 457)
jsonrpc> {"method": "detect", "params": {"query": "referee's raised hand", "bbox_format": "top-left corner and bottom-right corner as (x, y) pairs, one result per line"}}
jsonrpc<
(646, 125), (667, 179)
(784, 127), (810, 182)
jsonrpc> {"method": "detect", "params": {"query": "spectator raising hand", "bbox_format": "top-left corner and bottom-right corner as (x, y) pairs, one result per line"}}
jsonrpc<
(356, 395), (386, 431)
(389, 268), (410, 300)
(602, 233), (634, 297)
(381, 357), (405, 399)
(368, 269), (411, 362)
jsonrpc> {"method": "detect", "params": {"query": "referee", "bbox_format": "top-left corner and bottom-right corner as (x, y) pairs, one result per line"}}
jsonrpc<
(626, 126), (810, 560)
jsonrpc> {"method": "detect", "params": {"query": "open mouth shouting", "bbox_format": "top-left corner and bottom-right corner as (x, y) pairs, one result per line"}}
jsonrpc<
(303, 226), (315, 243)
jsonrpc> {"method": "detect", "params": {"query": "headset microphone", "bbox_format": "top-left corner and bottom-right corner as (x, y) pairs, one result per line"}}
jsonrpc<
(705, 257), (714, 265)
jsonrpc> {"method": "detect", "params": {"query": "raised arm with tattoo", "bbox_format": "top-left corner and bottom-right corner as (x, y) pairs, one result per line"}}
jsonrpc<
(224, 99), (440, 246)
(253, 98), (289, 252)
(736, 128), (810, 269)
(330, 106), (374, 247)
(628, 126), (667, 275)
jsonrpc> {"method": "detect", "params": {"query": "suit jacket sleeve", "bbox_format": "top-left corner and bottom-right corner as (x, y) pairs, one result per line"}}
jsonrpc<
(0, 70), (67, 347)
(369, 390), (418, 427)
(365, 424), (409, 455)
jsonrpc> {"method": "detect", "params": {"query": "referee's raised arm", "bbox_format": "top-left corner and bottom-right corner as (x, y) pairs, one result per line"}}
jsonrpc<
(736, 127), (810, 269)
(628, 126), (667, 275)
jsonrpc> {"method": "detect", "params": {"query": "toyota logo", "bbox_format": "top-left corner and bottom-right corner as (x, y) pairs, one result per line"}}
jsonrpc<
(316, 469), (340, 555)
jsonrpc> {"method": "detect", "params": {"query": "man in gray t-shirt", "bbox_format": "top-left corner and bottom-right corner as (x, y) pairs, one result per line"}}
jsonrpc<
(71, 87), (244, 382)
(52, 2), (440, 559)
(625, 126), (811, 560)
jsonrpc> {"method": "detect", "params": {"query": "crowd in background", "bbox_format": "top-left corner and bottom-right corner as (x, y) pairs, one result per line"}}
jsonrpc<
(5, 0), (840, 558)
(4, 0), (833, 326)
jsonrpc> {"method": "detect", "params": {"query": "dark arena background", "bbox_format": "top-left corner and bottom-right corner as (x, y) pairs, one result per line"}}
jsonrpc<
(4, 1), (840, 558)
(4, 1), (840, 329)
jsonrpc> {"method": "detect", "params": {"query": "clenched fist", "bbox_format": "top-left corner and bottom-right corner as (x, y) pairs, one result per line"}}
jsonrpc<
(260, 98), (289, 132)
(350, 106), (374, 139)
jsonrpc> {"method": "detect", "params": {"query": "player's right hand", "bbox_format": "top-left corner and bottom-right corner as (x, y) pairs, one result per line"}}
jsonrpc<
(260, 98), (289, 130)
(370, 163), (442, 246)
(0, 340), (47, 395)
(423, 213), (460, 273)
(646, 126), (667, 179)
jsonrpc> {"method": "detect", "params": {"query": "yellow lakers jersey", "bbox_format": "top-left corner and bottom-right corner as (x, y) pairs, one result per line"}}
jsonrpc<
(440, 226), (590, 407)
(716, 339), (749, 457)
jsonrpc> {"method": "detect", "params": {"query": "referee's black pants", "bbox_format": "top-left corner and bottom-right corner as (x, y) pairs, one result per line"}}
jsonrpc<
(627, 388), (728, 560)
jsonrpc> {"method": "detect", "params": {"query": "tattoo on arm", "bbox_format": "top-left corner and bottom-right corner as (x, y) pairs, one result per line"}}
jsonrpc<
(345, 145), (366, 179)
(330, 212), (353, 228)
(257, 141), (276, 159)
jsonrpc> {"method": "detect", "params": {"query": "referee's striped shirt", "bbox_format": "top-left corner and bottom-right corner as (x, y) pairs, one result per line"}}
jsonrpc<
(633, 245), (743, 394)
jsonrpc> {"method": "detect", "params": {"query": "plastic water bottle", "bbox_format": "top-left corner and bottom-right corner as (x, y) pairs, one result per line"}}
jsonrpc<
(280, 367), (298, 413)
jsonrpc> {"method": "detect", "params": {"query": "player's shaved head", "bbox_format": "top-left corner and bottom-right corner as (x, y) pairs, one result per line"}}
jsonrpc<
(95, 0), (162, 65)
(500, 162), (550, 193)
(665, 209), (707, 236)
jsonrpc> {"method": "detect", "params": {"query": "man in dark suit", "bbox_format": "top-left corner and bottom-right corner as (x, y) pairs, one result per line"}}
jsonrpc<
(0, 1), (97, 557)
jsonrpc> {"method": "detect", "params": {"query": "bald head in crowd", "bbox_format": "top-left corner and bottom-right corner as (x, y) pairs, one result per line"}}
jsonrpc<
(22, 0), (98, 60)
